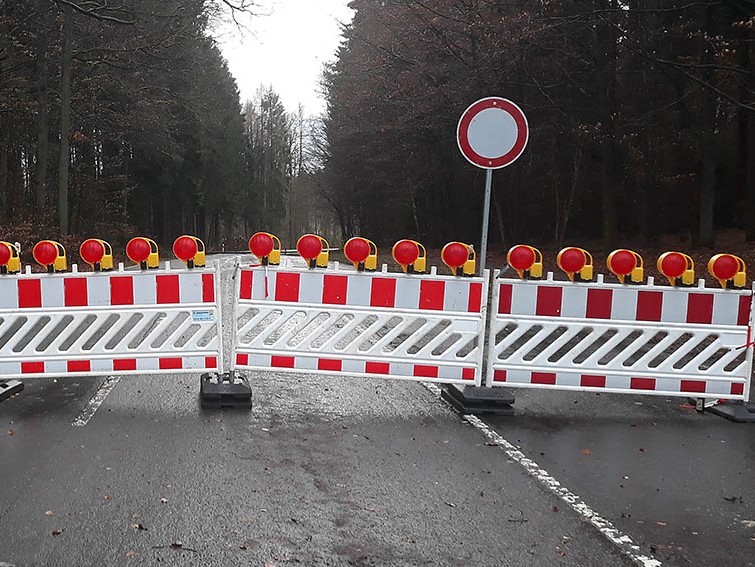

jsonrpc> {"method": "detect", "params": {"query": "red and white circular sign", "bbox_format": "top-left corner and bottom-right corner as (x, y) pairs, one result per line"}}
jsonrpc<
(457, 97), (529, 169)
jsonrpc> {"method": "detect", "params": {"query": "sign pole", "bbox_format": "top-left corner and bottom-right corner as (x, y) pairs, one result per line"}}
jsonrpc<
(479, 168), (492, 275)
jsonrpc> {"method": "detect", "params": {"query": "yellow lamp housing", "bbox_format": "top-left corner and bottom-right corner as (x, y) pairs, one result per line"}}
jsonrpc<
(707, 254), (747, 289)
(0, 241), (21, 274)
(316, 236), (330, 268)
(192, 237), (206, 268)
(462, 246), (476, 277)
(364, 240), (378, 271)
(413, 241), (427, 274)
(269, 234), (282, 266)
(145, 239), (160, 269)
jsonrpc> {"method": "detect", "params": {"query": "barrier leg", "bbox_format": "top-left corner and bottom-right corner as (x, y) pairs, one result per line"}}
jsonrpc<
(200, 371), (252, 409)
(441, 385), (515, 416)
(706, 401), (755, 423)
(0, 380), (24, 403)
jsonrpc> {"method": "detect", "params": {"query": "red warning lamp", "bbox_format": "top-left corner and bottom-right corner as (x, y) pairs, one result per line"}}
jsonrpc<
(344, 237), (370, 264)
(80, 239), (105, 265)
(441, 242), (475, 277)
(126, 237), (159, 270)
(507, 245), (543, 279)
(0, 244), (9, 267)
(393, 240), (419, 266)
(297, 234), (324, 269)
(606, 249), (644, 284)
(173, 235), (199, 268)
(250, 232), (274, 258)
(33, 240), (67, 273)
(708, 253), (746, 289)
(557, 247), (593, 282)
(79, 238), (115, 272)
(392, 239), (426, 274)
(249, 232), (281, 266)
(344, 237), (378, 271)
(657, 251), (694, 286)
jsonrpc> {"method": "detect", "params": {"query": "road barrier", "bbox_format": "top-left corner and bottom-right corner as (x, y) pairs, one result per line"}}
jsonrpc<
(232, 264), (489, 385)
(485, 273), (752, 400)
(0, 237), (222, 380)
(1, 233), (753, 420)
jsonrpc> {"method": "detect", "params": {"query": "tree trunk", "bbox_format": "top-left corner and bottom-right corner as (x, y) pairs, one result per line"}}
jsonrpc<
(35, 4), (49, 210)
(696, 6), (717, 247)
(57, 4), (73, 235)
(598, 0), (619, 246)
(0, 115), (8, 220)
(744, 29), (755, 241)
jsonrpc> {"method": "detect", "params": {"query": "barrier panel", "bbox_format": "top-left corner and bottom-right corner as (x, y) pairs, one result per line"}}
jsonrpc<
(0, 264), (222, 379)
(485, 273), (754, 400)
(232, 264), (489, 385)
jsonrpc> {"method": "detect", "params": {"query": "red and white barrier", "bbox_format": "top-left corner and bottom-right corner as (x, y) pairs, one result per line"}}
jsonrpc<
(233, 265), (488, 385)
(486, 273), (754, 400)
(0, 264), (222, 379)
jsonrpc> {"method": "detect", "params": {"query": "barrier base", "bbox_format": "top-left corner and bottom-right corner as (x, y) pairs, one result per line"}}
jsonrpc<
(706, 400), (755, 423)
(200, 372), (252, 410)
(441, 385), (515, 416)
(0, 380), (23, 403)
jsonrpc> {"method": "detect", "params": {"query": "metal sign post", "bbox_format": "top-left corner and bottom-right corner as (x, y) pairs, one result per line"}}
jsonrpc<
(456, 97), (529, 274)
(479, 169), (493, 274)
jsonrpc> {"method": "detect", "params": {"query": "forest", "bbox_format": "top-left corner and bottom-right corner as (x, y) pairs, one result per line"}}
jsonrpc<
(1, 1), (754, 259)
(323, 0), (755, 251)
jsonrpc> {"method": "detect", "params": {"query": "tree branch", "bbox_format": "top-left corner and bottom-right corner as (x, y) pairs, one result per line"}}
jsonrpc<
(52, 0), (136, 24)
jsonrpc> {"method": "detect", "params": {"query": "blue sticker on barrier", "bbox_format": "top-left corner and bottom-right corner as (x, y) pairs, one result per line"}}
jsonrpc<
(192, 310), (214, 322)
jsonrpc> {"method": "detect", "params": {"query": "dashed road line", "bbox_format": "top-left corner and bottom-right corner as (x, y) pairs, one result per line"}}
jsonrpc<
(71, 375), (121, 427)
(423, 383), (662, 567)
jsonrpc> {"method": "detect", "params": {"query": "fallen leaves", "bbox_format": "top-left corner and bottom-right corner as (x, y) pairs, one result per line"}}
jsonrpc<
(656, 521), (668, 527)
(741, 520), (755, 529)
(125, 551), (138, 559)
(130, 523), (147, 531)
(51, 529), (63, 537)
(581, 448), (592, 456)
(44, 510), (54, 517)
(6, 429), (13, 436)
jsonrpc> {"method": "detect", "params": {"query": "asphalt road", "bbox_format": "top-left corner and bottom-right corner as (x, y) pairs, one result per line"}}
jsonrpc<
(1, 255), (754, 566)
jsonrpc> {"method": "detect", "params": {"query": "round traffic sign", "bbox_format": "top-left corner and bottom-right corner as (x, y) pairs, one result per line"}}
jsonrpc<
(457, 97), (528, 169)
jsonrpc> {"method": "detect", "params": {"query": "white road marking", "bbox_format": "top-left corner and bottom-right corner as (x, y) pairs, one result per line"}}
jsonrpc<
(423, 383), (663, 567)
(71, 375), (121, 427)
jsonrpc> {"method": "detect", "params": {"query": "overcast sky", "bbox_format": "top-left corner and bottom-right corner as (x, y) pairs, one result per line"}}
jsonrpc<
(215, 0), (355, 116)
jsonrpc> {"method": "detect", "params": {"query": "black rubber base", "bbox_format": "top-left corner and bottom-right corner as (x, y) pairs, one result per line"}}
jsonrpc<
(200, 372), (252, 409)
(441, 384), (515, 416)
(0, 380), (24, 403)
(707, 400), (755, 423)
